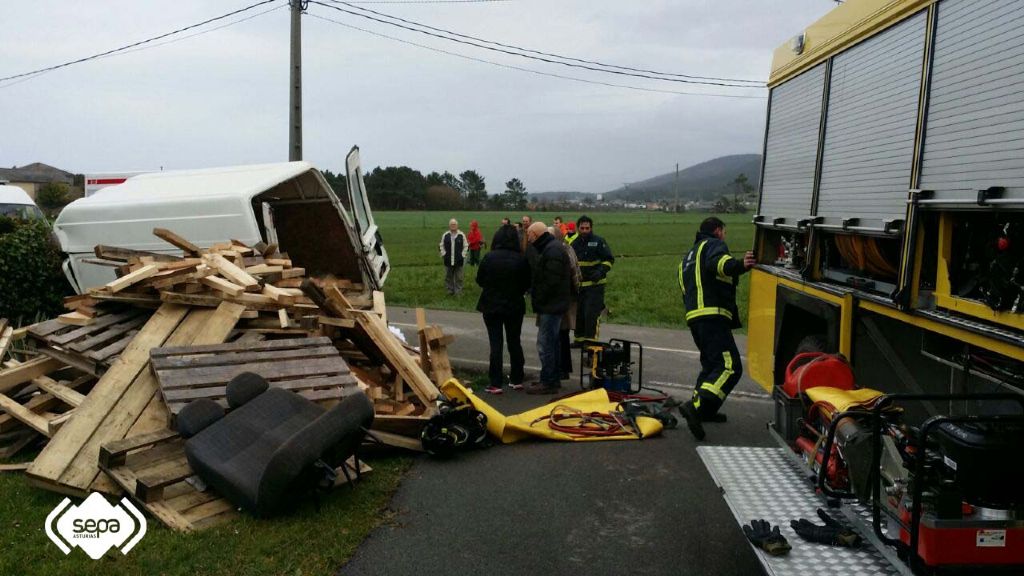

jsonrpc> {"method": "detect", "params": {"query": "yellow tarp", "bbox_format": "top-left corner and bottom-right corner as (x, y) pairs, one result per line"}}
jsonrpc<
(805, 386), (885, 412)
(440, 379), (663, 443)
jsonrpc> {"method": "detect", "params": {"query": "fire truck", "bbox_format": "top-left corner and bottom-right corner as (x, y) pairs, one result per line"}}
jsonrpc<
(699, 1), (1024, 574)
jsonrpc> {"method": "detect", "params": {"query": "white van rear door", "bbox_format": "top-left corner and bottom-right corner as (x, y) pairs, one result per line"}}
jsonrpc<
(345, 146), (389, 287)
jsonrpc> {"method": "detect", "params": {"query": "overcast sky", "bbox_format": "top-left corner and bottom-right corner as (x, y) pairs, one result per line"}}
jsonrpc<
(1, 0), (834, 193)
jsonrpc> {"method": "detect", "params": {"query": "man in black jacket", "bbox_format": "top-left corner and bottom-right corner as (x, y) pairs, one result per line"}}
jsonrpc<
(525, 221), (571, 394)
(476, 225), (531, 394)
(571, 215), (614, 345)
(677, 217), (755, 440)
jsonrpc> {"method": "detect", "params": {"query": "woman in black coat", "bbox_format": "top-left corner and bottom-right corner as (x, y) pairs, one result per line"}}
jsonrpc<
(476, 224), (531, 394)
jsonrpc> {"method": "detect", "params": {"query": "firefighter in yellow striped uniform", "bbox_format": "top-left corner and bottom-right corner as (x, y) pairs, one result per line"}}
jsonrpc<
(677, 217), (755, 440)
(570, 215), (614, 346)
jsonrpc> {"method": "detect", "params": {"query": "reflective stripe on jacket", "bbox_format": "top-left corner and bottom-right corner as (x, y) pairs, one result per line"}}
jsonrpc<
(572, 233), (614, 287)
(679, 232), (745, 325)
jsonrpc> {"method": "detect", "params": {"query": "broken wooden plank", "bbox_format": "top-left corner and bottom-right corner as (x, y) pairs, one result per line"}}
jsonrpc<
(153, 228), (201, 255)
(0, 320), (10, 361)
(318, 316), (356, 328)
(33, 376), (86, 407)
(95, 245), (181, 263)
(205, 254), (260, 292)
(0, 462), (31, 473)
(261, 283), (295, 305)
(47, 411), (74, 436)
(105, 264), (161, 293)
(369, 430), (425, 452)
(37, 346), (103, 377)
(200, 275), (245, 297)
(0, 357), (64, 394)
(58, 312), (94, 327)
(372, 291), (387, 323)
(358, 311), (439, 404)
(0, 393), (56, 437)
(244, 264), (283, 275)
(98, 428), (179, 469)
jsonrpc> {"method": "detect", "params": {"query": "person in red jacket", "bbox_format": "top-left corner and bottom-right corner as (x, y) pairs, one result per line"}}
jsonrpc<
(467, 220), (485, 266)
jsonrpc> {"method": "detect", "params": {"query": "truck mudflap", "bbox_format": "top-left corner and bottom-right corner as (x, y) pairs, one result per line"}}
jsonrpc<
(697, 445), (911, 576)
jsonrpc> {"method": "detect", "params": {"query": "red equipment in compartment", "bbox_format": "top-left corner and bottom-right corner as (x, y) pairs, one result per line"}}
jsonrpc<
(897, 504), (1024, 568)
(783, 352), (855, 397)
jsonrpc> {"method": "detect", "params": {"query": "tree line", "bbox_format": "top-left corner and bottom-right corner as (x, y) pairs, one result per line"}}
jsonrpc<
(322, 167), (527, 211)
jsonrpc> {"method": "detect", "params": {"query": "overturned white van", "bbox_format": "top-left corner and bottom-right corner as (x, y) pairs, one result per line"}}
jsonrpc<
(54, 147), (388, 294)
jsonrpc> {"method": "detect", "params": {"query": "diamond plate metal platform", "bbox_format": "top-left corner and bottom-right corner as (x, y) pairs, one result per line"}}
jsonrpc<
(698, 446), (912, 576)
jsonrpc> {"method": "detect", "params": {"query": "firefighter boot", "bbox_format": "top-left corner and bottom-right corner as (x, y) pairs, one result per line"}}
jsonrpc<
(678, 400), (706, 441)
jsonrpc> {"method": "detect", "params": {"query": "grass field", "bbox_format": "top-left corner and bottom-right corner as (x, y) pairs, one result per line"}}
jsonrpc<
(0, 455), (411, 576)
(376, 211), (754, 329)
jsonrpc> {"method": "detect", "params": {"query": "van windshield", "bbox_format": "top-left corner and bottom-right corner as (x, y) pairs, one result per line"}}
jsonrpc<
(0, 203), (46, 221)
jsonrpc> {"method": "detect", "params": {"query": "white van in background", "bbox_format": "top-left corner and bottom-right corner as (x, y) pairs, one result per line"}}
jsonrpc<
(54, 147), (388, 294)
(0, 183), (47, 222)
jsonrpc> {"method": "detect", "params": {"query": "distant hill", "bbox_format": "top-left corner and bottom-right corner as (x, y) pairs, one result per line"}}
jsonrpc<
(606, 154), (761, 202)
(528, 190), (592, 202)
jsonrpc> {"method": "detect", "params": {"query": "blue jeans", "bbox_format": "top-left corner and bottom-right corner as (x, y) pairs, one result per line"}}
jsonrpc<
(536, 313), (562, 386)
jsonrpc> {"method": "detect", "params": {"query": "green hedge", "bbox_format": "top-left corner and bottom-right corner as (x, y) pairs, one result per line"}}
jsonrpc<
(0, 217), (69, 324)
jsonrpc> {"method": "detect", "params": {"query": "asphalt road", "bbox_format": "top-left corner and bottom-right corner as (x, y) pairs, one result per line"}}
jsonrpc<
(337, 308), (776, 576)
(386, 306), (769, 399)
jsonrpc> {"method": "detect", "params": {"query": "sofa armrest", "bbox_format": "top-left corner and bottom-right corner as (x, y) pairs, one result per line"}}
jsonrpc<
(254, 392), (374, 514)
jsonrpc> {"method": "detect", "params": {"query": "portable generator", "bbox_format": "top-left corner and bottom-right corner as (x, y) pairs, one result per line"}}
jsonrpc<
(579, 339), (643, 395)
(800, 391), (1024, 574)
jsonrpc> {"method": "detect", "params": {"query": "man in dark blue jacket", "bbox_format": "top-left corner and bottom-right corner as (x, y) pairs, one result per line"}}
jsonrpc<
(570, 215), (614, 345)
(677, 217), (755, 440)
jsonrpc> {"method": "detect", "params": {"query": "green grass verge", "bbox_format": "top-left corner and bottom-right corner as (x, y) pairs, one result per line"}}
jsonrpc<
(376, 211), (753, 329)
(0, 455), (412, 576)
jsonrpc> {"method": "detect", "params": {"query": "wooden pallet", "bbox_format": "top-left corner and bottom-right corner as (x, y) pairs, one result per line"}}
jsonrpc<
(27, 302), (244, 498)
(99, 429), (373, 532)
(151, 336), (358, 418)
(28, 309), (151, 375)
(99, 430), (238, 532)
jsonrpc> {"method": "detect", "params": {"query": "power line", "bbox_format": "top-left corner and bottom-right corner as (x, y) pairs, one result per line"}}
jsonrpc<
(98, 4), (286, 60)
(310, 1), (765, 88)
(329, 0), (764, 85)
(307, 12), (765, 99)
(0, 0), (280, 85)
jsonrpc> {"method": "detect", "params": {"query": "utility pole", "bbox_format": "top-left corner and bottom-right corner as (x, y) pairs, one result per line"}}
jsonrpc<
(674, 162), (679, 213)
(289, 1), (306, 161)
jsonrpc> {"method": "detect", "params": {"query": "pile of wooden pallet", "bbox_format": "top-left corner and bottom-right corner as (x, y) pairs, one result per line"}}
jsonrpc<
(0, 228), (452, 531)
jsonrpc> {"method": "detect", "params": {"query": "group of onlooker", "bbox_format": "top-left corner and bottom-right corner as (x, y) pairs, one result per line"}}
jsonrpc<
(443, 213), (757, 441)
(445, 214), (613, 395)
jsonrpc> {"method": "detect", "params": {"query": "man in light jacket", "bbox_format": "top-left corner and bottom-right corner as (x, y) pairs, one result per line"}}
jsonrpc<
(440, 218), (469, 295)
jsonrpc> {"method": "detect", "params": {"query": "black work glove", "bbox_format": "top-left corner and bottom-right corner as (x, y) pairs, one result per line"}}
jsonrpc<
(790, 509), (862, 548)
(742, 519), (792, 556)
